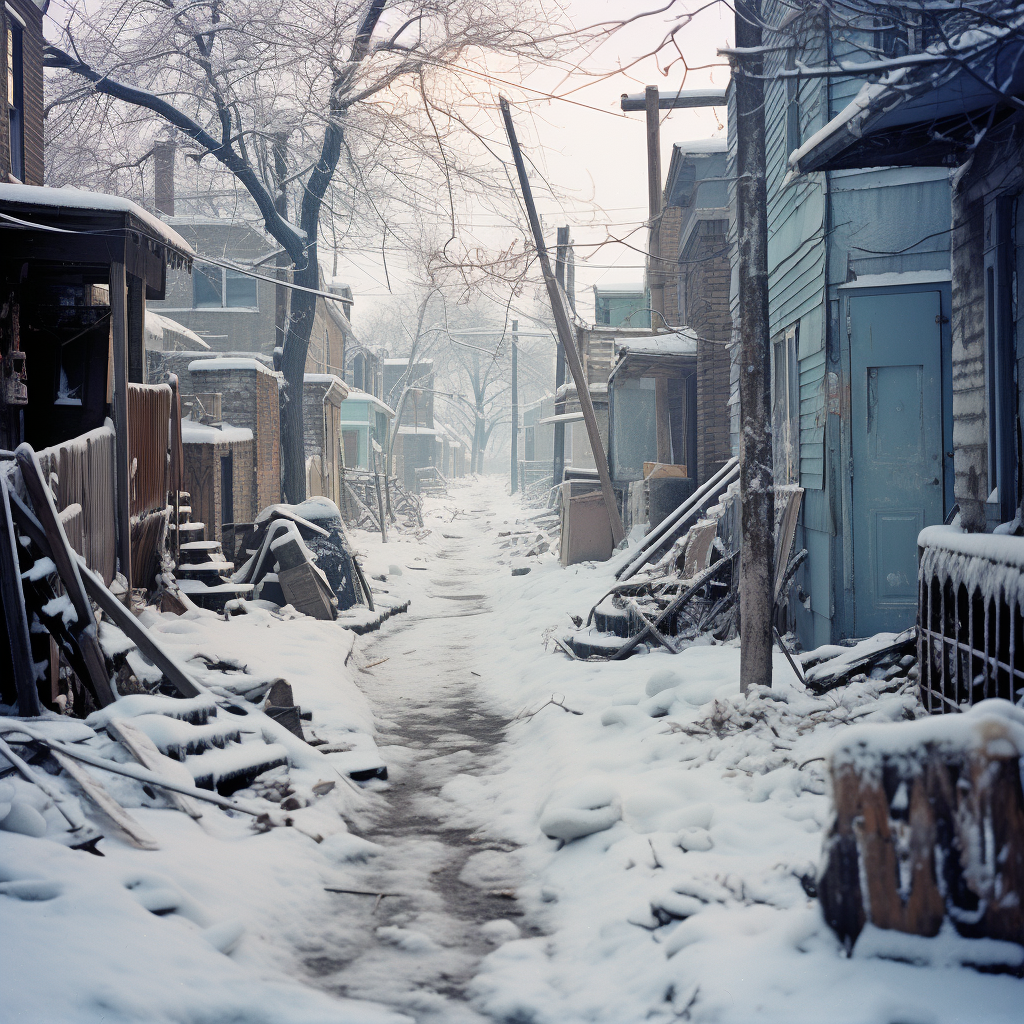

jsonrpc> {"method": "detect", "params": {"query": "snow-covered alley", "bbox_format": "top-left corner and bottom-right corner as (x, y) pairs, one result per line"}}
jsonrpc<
(3, 476), (1023, 1024)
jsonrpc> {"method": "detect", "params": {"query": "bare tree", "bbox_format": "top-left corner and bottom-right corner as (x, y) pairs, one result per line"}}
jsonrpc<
(44, 0), (564, 501)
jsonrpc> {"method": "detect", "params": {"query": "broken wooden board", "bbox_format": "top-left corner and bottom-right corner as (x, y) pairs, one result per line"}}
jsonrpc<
(279, 562), (337, 621)
(107, 719), (203, 820)
(51, 749), (159, 850)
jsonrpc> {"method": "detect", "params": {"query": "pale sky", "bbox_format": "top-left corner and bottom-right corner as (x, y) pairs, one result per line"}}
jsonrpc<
(347, 0), (733, 324)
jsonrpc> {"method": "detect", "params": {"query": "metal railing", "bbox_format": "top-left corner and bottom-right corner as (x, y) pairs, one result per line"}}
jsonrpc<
(917, 527), (1024, 713)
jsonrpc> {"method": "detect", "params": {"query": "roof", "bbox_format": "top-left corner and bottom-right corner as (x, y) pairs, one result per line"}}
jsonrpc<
(609, 329), (700, 383)
(189, 357), (276, 376)
(397, 425), (439, 435)
(0, 183), (194, 263)
(145, 311), (209, 351)
(303, 373), (349, 403)
(384, 358), (433, 367)
(341, 388), (395, 418)
(789, 27), (1024, 175)
(671, 138), (727, 155)
(180, 419), (253, 444)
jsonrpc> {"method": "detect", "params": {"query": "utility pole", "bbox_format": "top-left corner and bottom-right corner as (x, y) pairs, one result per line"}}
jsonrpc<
(510, 319), (519, 494)
(645, 86), (664, 324)
(732, 0), (774, 692)
(500, 97), (625, 546)
(553, 228), (570, 486)
(621, 88), (727, 330)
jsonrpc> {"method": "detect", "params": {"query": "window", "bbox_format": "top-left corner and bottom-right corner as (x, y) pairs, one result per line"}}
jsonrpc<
(773, 325), (800, 485)
(7, 18), (24, 181)
(193, 267), (258, 308)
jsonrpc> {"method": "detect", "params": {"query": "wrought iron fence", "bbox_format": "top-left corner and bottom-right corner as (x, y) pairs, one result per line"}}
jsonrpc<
(917, 527), (1024, 713)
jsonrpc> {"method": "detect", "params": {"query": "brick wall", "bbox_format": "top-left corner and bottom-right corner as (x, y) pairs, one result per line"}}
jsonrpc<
(680, 221), (732, 483)
(655, 206), (683, 327)
(189, 362), (281, 513)
(182, 437), (255, 537)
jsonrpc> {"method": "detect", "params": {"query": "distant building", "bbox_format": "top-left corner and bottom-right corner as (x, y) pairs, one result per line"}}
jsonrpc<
(593, 285), (648, 328)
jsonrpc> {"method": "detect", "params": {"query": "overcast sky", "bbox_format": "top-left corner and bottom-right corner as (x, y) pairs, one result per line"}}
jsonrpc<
(347, 0), (732, 323)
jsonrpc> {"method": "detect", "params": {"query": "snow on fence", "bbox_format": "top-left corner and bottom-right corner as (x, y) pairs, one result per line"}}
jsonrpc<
(36, 423), (117, 585)
(917, 525), (1024, 714)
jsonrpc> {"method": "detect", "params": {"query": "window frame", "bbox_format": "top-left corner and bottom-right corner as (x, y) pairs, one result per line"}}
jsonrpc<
(7, 15), (24, 182)
(772, 324), (800, 486)
(192, 265), (259, 310)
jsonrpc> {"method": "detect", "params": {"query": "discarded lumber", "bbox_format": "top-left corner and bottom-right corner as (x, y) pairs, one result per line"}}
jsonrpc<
(617, 458), (739, 581)
(108, 718), (204, 820)
(803, 628), (917, 695)
(0, 475), (41, 716)
(611, 558), (731, 661)
(10, 727), (263, 816)
(9, 488), (205, 701)
(0, 734), (90, 833)
(50, 749), (159, 851)
(14, 445), (114, 706)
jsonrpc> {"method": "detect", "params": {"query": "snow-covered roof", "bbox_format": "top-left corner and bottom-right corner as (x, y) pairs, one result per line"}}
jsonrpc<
(384, 358), (433, 367)
(0, 183), (193, 258)
(145, 310), (209, 351)
(788, 24), (1024, 176)
(341, 388), (395, 418)
(672, 138), (727, 154)
(180, 419), (253, 444)
(189, 357), (276, 376)
(614, 329), (699, 358)
(397, 425), (439, 435)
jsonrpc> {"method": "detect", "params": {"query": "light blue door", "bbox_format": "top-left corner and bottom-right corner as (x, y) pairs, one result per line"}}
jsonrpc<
(850, 291), (945, 636)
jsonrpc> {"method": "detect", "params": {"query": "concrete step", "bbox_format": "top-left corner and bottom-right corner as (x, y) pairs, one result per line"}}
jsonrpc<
(175, 560), (233, 583)
(171, 521), (206, 541)
(178, 540), (225, 564)
(177, 579), (254, 612)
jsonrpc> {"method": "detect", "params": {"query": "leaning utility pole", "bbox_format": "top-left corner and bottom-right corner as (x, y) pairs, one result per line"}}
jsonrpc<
(510, 319), (519, 494)
(732, 0), (774, 692)
(553, 228), (570, 487)
(500, 97), (625, 546)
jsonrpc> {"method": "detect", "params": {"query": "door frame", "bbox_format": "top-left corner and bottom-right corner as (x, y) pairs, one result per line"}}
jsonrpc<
(837, 279), (953, 638)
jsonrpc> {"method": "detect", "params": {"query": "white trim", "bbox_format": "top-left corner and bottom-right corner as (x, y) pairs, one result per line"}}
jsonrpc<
(4, 5), (27, 27)
(838, 270), (951, 290)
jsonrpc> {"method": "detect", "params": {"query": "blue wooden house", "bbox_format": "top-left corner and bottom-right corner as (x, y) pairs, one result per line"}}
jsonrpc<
(729, 4), (955, 647)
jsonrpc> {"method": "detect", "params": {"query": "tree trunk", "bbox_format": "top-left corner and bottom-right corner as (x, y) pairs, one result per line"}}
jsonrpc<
(279, 254), (319, 503)
(734, 0), (774, 693)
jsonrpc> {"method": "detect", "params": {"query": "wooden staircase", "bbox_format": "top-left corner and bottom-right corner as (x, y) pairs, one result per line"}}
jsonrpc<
(170, 495), (253, 611)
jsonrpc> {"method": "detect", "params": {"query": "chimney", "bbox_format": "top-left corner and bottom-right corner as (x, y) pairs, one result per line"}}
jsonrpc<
(154, 141), (175, 217)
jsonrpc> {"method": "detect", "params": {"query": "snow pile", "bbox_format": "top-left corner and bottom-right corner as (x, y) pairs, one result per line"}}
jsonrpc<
(0, 598), (407, 1023)
(401, 478), (1023, 1024)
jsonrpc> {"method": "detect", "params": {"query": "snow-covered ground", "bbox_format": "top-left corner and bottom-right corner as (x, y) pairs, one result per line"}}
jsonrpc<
(2, 476), (1022, 1023)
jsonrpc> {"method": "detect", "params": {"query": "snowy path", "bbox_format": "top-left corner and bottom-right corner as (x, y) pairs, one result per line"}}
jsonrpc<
(303, 511), (532, 1022)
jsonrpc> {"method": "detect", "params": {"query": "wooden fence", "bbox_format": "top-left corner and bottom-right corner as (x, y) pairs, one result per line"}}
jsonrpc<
(127, 383), (172, 518)
(36, 424), (117, 585)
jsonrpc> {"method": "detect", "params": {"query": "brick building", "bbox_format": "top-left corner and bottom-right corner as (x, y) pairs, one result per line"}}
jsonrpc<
(180, 421), (256, 539)
(302, 373), (348, 506)
(188, 358), (280, 513)
(1, 0), (43, 186)
(656, 140), (732, 485)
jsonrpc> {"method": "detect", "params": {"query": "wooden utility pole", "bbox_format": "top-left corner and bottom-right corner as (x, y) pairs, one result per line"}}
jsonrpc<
(645, 86), (665, 324)
(510, 319), (519, 494)
(500, 97), (625, 546)
(553, 227), (570, 487)
(733, 0), (774, 692)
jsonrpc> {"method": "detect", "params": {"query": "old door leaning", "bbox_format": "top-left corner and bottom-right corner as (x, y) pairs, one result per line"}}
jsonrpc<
(849, 290), (945, 636)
